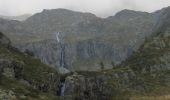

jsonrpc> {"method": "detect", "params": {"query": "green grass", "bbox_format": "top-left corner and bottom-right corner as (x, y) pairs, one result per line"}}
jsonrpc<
(106, 32), (170, 99)
(0, 44), (60, 85)
(0, 37), (61, 99)
(0, 76), (61, 100)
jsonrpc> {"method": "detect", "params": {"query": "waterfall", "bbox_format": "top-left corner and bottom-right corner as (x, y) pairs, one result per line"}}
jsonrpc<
(55, 32), (67, 96)
(56, 32), (60, 42)
(54, 32), (65, 68)
(60, 81), (65, 96)
(60, 45), (65, 68)
(58, 79), (65, 96)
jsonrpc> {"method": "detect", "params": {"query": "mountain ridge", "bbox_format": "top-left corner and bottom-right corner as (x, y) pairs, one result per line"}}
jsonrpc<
(0, 7), (168, 71)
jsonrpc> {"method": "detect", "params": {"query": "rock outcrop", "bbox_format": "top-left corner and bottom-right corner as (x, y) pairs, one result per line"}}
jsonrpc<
(0, 32), (61, 100)
(64, 73), (112, 100)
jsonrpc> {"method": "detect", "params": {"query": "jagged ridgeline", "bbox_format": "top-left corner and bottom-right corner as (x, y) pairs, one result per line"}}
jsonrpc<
(0, 32), (61, 100)
(0, 8), (156, 71)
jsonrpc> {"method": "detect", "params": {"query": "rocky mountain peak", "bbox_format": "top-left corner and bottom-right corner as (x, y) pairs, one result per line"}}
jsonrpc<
(25, 8), (98, 23)
(114, 9), (150, 19)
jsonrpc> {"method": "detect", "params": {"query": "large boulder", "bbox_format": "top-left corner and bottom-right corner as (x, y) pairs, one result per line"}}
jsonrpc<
(63, 72), (113, 100)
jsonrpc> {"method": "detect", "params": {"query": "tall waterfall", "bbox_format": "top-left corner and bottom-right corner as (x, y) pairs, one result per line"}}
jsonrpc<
(60, 81), (65, 96)
(56, 32), (60, 42)
(57, 79), (66, 96)
(60, 45), (65, 67)
(55, 32), (65, 68)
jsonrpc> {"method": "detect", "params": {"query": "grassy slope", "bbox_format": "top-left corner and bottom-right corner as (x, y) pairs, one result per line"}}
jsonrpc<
(118, 32), (170, 99)
(0, 76), (61, 100)
(0, 33), (61, 100)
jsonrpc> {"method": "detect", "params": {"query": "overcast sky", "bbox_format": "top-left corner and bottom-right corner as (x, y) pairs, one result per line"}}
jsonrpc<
(0, 0), (170, 17)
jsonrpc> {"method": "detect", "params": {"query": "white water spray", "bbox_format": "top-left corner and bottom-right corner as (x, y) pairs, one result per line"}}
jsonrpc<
(60, 82), (65, 96)
(55, 32), (64, 67)
(56, 32), (60, 42)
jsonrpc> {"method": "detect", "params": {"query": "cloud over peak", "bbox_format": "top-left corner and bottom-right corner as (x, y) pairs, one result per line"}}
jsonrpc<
(0, 0), (170, 17)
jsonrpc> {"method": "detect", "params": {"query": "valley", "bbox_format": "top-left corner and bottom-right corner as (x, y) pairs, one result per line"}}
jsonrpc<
(0, 6), (169, 100)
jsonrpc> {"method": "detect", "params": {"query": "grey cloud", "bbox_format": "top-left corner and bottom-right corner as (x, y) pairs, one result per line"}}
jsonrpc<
(0, 0), (170, 17)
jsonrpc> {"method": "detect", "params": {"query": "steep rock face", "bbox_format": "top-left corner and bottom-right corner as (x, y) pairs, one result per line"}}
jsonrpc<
(13, 8), (158, 71)
(17, 38), (135, 71)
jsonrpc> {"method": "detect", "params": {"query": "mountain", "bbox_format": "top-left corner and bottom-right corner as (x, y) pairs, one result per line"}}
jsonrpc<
(0, 8), (165, 71)
(0, 14), (31, 21)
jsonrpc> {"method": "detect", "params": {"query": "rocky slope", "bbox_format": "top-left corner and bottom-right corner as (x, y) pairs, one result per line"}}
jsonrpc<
(121, 6), (170, 79)
(0, 32), (62, 100)
(114, 6), (170, 98)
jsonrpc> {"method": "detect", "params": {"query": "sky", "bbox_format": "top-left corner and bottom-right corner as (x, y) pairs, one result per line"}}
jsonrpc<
(0, 0), (170, 17)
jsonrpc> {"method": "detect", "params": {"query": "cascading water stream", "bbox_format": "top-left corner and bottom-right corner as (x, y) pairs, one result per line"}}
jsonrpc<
(60, 45), (65, 67)
(60, 81), (65, 96)
(57, 78), (66, 96)
(55, 32), (68, 96)
(55, 32), (65, 68)
(56, 32), (60, 42)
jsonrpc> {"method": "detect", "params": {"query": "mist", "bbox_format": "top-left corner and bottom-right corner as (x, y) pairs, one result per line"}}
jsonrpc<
(0, 0), (170, 17)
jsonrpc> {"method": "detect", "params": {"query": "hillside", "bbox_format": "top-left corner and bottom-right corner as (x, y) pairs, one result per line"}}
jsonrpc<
(113, 7), (170, 99)
(0, 32), (61, 100)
